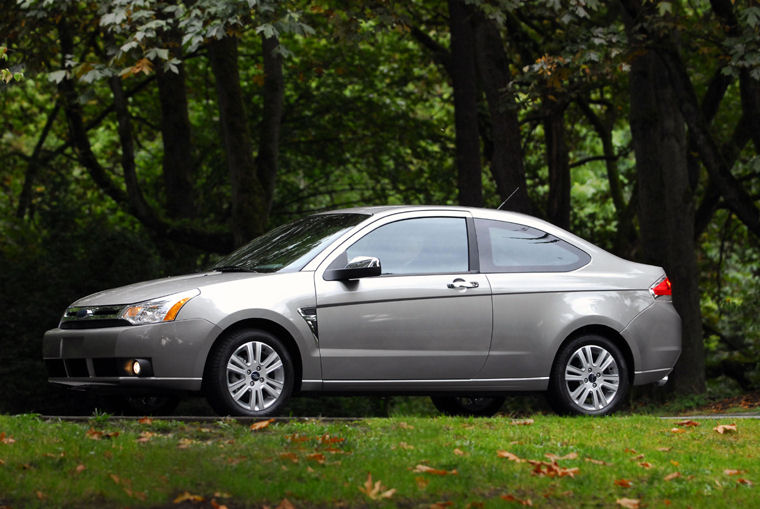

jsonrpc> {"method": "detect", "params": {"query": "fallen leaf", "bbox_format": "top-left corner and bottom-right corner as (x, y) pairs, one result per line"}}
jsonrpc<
(669, 427), (687, 434)
(453, 448), (465, 456)
(226, 456), (247, 466)
(213, 492), (231, 498)
(210, 499), (229, 509)
(393, 442), (414, 450)
(430, 503), (453, 509)
(670, 460), (679, 467)
(624, 448), (637, 454)
(110, 474), (120, 484)
(497, 450), (524, 462)
(358, 473), (396, 500)
(657, 447), (672, 452)
(136, 431), (156, 443)
(585, 457), (612, 466)
(36, 491), (45, 500)
(724, 469), (746, 476)
(501, 494), (533, 505)
(545, 452), (578, 461)
(138, 417), (152, 425)
(86, 428), (119, 440)
(664, 472), (681, 481)
(307, 453), (325, 464)
(676, 419), (699, 427)
(511, 419), (534, 426)
(285, 434), (310, 443)
(639, 462), (653, 469)
(632, 454), (645, 460)
(614, 478), (633, 488)
(398, 422), (415, 430)
(174, 491), (205, 503)
(75, 464), (86, 474)
(318, 434), (345, 444)
(413, 464), (458, 475)
(0, 459), (5, 465)
(415, 476), (429, 489)
(714, 423), (737, 434)
(276, 499), (295, 509)
(616, 498), (640, 508)
(737, 478), (753, 486)
(528, 460), (578, 478)
(0, 432), (15, 445)
(250, 418), (275, 431)
(279, 452), (299, 464)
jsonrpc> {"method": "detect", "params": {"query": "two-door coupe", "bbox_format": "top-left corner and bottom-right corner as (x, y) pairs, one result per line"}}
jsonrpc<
(43, 206), (681, 416)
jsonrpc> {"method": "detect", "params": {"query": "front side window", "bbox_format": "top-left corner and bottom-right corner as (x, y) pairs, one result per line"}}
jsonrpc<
(344, 217), (469, 275)
(476, 219), (589, 273)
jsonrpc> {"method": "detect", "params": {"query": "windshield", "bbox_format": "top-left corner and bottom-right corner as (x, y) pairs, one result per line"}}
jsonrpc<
(211, 213), (369, 273)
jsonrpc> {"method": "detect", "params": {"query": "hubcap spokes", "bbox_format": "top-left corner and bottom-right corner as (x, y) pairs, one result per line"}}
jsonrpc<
(226, 341), (284, 411)
(565, 345), (619, 411)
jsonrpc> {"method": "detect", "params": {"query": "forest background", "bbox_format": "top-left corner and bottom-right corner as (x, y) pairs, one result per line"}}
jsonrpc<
(1, 0), (759, 415)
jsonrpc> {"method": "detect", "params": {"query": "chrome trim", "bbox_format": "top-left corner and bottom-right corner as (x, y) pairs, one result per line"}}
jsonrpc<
(634, 368), (671, 376)
(321, 377), (549, 384)
(297, 307), (319, 341)
(48, 376), (203, 381)
(61, 305), (125, 323)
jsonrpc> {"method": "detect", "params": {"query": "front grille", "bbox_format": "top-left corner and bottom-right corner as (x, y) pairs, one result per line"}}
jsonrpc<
(60, 319), (131, 330)
(64, 359), (89, 377)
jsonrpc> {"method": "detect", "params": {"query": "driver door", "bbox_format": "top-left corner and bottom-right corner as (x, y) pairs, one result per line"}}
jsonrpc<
(314, 212), (492, 382)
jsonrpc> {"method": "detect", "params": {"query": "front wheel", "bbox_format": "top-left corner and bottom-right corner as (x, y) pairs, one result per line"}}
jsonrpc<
(205, 328), (294, 416)
(431, 395), (505, 417)
(549, 335), (630, 416)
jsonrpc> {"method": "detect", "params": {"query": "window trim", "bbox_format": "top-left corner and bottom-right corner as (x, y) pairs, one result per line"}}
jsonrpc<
(474, 218), (591, 273)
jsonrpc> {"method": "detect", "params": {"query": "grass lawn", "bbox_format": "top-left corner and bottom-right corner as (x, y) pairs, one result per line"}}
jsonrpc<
(0, 414), (756, 508)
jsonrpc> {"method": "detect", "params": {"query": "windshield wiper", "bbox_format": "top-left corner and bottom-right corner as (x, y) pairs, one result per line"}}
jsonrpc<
(213, 265), (257, 273)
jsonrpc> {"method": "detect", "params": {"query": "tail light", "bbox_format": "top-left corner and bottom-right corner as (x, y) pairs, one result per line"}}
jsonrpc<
(650, 276), (672, 298)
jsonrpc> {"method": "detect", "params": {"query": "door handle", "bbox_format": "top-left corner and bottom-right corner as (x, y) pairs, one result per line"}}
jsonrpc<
(447, 279), (479, 289)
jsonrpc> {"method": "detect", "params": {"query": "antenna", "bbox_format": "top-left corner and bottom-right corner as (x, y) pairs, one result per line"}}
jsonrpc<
(497, 187), (520, 210)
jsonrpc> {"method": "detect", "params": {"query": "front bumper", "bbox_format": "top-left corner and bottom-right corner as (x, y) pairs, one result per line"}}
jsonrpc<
(42, 318), (221, 392)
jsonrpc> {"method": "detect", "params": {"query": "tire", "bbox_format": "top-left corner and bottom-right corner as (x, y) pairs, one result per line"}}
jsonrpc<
(430, 395), (506, 417)
(549, 334), (630, 416)
(205, 328), (294, 417)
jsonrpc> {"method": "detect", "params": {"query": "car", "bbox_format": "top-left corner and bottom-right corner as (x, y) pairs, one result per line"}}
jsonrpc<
(43, 205), (681, 416)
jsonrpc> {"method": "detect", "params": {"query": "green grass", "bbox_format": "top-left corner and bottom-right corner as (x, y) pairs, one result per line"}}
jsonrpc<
(0, 414), (756, 508)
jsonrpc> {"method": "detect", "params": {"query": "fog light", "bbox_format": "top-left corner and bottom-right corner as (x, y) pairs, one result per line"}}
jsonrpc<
(132, 360), (142, 375)
(124, 359), (143, 376)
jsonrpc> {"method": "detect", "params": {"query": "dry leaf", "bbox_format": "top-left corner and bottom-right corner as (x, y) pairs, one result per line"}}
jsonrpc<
(657, 447), (672, 452)
(250, 418), (275, 431)
(36, 491), (45, 500)
(714, 423), (737, 434)
(528, 460), (578, 478)
(276, 498), (295, 509)
(306, 453), (325, 464)
(136, 431), (156, 443)
(497, 450), (524, 462)
(413, 464), (458, 475)
(639, 462), (653, 469)
(173, 491), (204, 503)
(614, 478), (632, 488)
(415, 476), (429, 489)
(177, 438), (195, 449)
(398, 422), (415, 430)
(0, 432), (15, 445)
(676, 419), (699, 427)
(624, 448), (637, 454)
(511, 419), (534, 426)
(616, 498), (640, 509)
(664, 472), (681, 481)
(585, 457), (612, 466)
(453, 448), (465, 456)
(75, 464), (86, 474)
(358, 473), (396, 500)
(430, 503), (453, 509)
(669, 427), (687, 434)
(211, 499), (229, 509)
(109, 474), (120, 484)
(545, 452), (578, 461)
(138, 417), (152, 425)
(394, 442), (414, 450)
(737, 478), (753, 486)
(279, 452), (299, 463)
(318, 434), (344, 444)
(670, 460), (679, 466)
(724, 469), (746, 476)
(285, 434), (310, 443)
(501, 494), (533, 506)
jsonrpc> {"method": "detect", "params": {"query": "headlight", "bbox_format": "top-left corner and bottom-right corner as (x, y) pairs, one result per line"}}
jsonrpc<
(118, 289), (200, 325)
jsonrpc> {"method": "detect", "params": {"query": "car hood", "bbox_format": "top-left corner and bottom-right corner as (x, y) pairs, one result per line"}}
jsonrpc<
(72, 271), (270, 307)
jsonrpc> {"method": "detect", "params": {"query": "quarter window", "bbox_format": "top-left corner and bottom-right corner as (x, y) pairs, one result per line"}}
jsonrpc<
(475, 219), (589, 272)
(344, 217), (469, 275)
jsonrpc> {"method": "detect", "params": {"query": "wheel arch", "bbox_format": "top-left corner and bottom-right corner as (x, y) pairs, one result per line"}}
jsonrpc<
(551, 324), (635, 384)
(202, 318), (304, 394)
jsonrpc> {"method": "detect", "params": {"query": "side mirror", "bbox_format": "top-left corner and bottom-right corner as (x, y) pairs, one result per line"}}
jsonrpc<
(324, 256), (381, 281)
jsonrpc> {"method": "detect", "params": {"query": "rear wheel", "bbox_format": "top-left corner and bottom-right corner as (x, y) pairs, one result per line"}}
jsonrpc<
(549, 334), (630, 416)
(430, 395), (505, 417)
(205, 328), (294, 416)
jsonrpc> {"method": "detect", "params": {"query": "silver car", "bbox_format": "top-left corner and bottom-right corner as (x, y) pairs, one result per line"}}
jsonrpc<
(43, 206), (681, 416)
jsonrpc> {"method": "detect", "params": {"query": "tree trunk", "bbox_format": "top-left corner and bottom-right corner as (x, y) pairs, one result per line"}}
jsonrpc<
(255, 34), (284, 210)
(208, 36), (268, 246)
(544, 103), (570, 229)
(623, 5), (705, 394)
(448, 0), (482, 207)
(157, 46), (195, 219)
(473, 13), (532, 213)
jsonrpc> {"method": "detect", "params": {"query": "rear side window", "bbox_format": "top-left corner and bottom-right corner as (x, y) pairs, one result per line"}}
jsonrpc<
(475, 219), (589, 273)
(345, 217), (469, 275)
